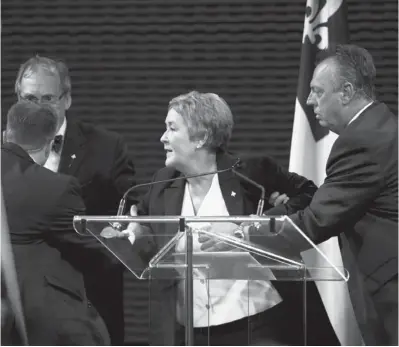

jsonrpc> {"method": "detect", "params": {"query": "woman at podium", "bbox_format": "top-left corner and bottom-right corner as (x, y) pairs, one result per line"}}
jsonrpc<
(130, 91), (339, 345)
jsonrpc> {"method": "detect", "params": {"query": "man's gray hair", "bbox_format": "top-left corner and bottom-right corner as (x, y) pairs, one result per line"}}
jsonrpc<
(317, 44), (376, 100)
(15, 55), (71, 95)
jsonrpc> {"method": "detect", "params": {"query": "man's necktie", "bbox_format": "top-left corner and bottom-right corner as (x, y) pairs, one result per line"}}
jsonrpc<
(52, 135), (63, 153)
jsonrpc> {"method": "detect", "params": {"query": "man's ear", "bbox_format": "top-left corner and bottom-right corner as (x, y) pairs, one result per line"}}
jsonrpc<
(44, 141), (52, 158)
(340, 82), (356, 105)
(2, 130), (7, 144)
(64, 93), (72, 110)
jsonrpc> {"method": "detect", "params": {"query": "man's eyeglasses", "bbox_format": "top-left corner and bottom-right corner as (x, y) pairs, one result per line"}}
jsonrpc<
(19, 91), (66, 105)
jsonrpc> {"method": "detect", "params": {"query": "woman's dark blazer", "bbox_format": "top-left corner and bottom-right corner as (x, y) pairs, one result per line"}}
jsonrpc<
(138, 151), (339, 345)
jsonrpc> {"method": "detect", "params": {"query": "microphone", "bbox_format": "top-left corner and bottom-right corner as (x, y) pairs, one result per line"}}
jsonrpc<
(232, 161), (276, 233)
(115, 158), (241, 221)
(231, 162), (265, 216)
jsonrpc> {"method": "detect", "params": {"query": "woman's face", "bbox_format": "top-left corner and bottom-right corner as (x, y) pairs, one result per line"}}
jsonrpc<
(160, 108), (199, 171)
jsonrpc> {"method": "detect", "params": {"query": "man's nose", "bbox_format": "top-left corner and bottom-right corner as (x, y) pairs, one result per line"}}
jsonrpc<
(306, 93), (315, 106)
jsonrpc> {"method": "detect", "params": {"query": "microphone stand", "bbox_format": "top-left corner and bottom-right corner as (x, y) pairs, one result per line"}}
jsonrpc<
(182, 217), (194, 346)
(232, 169), (265, 215)
(231, 169), (277, 232)
(115, 159), (241, 220)
(114, 159), (240, 346)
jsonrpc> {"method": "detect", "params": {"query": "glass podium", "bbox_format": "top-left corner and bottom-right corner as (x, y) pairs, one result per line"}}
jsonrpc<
(73, 215), (349, 346)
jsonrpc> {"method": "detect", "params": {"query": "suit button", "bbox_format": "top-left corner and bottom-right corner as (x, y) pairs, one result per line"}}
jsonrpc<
(88, 301), (92, 308)
(206, 304), (210, 310)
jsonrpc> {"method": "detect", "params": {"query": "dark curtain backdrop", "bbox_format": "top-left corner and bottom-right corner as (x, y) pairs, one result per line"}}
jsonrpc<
(2, 0), (397, 344)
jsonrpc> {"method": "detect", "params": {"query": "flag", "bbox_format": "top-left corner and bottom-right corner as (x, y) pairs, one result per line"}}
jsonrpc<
(289, 0), (364, 345)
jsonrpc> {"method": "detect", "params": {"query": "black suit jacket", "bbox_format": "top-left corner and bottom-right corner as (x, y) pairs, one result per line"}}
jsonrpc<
(1, 142), (114, 345)
(58, 119), (136, 344)
(59, 119), (136, 215)
(1, 142), (144, 345)
(286, 102), (398, 344)
(138, 151), (339, 345)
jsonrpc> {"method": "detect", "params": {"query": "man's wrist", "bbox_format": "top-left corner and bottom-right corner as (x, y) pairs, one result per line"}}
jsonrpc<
(128, 233), (136, 245)
(234, 225), (250, 241)
(234, 227), (245, 240)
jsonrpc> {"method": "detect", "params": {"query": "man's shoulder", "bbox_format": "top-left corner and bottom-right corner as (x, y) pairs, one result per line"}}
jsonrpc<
(31, 169), (84, 224)
(366, 101), (396, 119)
(346, 102), (397, 137)
(330, 104), (398, 171)
(30, 165), (79, 194)
(1, 149), (74, 189)
(72, 120), (121, 143)
(3, 162), (81, 224)
(369, 103), (397, 140)
(337, 103), (397, 151)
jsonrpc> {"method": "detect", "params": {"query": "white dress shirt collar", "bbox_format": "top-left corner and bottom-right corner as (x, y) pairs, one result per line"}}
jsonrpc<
(43, 117), (67, 172)
(56, 117), (67, 137)
(348, 101), (373, 126)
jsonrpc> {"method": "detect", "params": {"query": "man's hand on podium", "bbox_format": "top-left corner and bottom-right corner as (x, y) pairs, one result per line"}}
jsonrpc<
(119, 205), (142, 244)
(100, 205), (140, 244)
(235, 191), (290, 236)
(100, 226), (131, 239)
(198, 222), (248, 252)
(268, 191), (289, 206)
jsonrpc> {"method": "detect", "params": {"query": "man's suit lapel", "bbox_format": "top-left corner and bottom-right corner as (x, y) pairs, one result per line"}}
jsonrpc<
(59, 120), (87, 175)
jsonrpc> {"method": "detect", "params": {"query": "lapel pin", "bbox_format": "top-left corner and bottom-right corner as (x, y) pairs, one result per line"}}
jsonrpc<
(231, 191), (236, 197)
(68, 154), (77, 169)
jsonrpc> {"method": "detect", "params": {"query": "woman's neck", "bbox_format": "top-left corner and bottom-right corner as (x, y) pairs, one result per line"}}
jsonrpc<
(183, 152), (218, 214)
(182, 151), (217, 186)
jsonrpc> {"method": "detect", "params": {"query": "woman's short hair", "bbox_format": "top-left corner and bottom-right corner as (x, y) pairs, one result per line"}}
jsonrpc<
(168, 91), (234, 151)
(5, 101), (58, 151)
(15, 55), (71, 95)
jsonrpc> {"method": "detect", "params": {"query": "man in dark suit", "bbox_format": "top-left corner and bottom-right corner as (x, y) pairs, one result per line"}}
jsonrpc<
(13, 55), (137, 345)
(258, 44), (398, 345)
(1, 101), (115, 345)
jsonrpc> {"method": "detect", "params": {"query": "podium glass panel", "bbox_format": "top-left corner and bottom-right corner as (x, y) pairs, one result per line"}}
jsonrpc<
(73, 215), (349, 346)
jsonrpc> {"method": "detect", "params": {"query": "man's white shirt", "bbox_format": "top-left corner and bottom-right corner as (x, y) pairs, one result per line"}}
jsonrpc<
(44, 117), (67, 173)
(348, 101), (373, 126)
